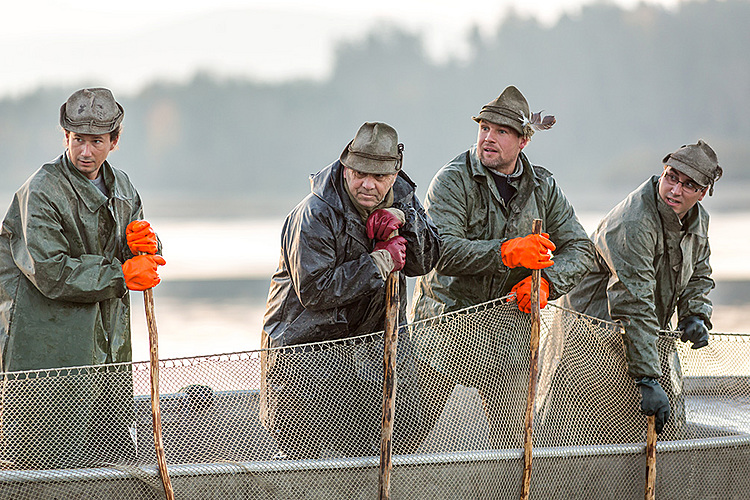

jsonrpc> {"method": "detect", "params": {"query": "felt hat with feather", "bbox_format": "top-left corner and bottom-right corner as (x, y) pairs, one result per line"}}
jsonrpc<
(472, 86), (555, 139)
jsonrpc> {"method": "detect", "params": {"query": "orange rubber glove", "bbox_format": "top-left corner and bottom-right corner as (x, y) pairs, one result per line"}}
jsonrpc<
(511, 276), (549, 314)
(501, 233), (556, 269)
(126, 220), (158, 255)
(122, 254), (166, 291)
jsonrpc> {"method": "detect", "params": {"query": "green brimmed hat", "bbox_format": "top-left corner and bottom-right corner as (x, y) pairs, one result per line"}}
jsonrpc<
(663, 140), (723, 195)
(473, 86), (529, 136)
(339, 122), (403, 174)
(472, 86), (555, 139)
(59, 87), (124, 135)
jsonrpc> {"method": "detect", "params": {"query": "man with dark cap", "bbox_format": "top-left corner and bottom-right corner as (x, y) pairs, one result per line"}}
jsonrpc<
(410, 86), (595, 449)
(559, 140), (722, 437)
(0, 87), (164, 468)
(260, 122), (440, 459)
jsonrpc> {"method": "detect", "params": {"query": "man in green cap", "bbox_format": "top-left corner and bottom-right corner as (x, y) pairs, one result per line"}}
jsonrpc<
(0, 87), (165, 468)
(260, 122), (440, 459)
(559, 140), (722, 437)
(411, 86), (595, 448)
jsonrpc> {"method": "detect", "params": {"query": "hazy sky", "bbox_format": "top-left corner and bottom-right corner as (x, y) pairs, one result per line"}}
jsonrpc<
(1, 0), (680, 99)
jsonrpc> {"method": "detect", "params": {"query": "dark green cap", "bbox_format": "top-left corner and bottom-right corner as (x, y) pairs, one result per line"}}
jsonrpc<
(663, 140), (723, 195)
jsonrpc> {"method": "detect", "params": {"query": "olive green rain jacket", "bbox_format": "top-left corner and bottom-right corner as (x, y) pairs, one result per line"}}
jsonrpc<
(0, 153), (144, 372)
(558, 176), (714, 380)
(412, 146), (596, 320)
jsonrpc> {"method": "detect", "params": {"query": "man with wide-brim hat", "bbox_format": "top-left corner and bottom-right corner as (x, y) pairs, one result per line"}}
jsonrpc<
(260, 121), (440, 459)
(411, 85), (596, 449)
(0, 87), (164, 468)
(559, 139), (722, 439)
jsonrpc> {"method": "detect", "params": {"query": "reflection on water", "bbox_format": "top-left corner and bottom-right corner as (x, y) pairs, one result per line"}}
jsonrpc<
(151, 213), (750, 282)
(130, 279), (269, 362)
(577, 211), (750, 281)
(128, 213), (750, 362)
(129, 277), (750, 363)
(153, 218), (283, 281)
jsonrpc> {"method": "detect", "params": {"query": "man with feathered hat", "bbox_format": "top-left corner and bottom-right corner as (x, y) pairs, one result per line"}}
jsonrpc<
(411, 86), (595, 448)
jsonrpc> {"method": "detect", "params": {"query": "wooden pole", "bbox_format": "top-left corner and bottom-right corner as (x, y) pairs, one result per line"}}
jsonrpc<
(143, 282), (175, 500)
(379, 271), (400, 500)
(520, 219), (543, 500)
(645, 415), (657, 500)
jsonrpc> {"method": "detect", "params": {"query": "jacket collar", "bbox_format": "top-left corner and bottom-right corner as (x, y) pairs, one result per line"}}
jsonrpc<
(468, 145), (540, 186)
(309, 160), (417, 249)
(60, 153), (112, 212)
(310, 160), (417, 216)
(468, 145), (540, 209)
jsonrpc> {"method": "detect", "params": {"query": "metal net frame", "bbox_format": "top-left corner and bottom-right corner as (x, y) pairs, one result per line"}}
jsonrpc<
(0, 297), (748, 499)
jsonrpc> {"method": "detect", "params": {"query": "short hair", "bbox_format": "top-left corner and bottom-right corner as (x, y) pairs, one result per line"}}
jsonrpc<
(109, 126), (122, 142)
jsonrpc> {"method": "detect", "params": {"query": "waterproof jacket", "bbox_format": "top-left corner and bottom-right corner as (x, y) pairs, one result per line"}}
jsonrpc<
(262, 160), (441, 348)
(558, 176), (713, 379)
(0, 153), (145, 372)
(412, 146), (595, 321)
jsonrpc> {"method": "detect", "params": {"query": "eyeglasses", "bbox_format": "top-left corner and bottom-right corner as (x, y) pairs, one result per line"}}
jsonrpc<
(662, 171), (704, 194)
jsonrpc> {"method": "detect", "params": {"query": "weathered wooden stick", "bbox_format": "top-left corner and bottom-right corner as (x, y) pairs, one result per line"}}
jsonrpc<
(645, 415), (657, 500)
(143, 284), (175, 500)
(520, 219), (543, 500)
(379, 271), (399, 500)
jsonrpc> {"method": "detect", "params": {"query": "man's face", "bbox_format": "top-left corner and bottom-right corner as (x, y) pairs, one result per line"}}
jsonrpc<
(343, 166), (398, 209)
(65, 131), (118, 180)
(658, 166), (707, 219)
(476, 120), (528, 174)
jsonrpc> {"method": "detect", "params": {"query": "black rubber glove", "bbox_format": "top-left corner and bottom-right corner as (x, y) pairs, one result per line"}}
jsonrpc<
(636, 377), (670, 434)
(678, 315), (709, 349)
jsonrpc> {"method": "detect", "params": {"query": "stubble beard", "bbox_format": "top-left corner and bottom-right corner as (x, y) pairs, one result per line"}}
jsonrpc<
(479, 150), (514, 174)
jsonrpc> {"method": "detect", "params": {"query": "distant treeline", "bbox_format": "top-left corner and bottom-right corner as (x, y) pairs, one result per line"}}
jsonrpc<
(2, 0), (749, 216)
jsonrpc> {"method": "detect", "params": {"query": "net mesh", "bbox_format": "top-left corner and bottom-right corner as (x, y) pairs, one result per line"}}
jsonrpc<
(1, 297), (748, 499)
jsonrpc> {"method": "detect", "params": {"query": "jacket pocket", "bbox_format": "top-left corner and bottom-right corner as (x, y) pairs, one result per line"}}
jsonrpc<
(275, 307), (348, 347)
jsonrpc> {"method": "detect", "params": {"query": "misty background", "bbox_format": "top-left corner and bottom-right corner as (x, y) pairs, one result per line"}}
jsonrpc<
(2, 0), (749, 359)
(2, 0), (749, 218)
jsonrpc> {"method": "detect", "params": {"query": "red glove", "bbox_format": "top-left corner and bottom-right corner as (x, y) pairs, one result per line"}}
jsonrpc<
(511, 276), (549, 314)
(374, 236), (407, 272)
(122, 254), (166, 291)
(126, 220), (158, 255)
(501, 233), (556, 269)
(366, 209), (403, 241)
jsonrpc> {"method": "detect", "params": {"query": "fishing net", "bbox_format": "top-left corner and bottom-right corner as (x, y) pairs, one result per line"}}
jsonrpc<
(1, 297), (748, 499)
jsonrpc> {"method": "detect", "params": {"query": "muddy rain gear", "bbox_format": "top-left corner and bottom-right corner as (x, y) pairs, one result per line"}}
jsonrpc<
(409, 146), (595, 450)
(0, 154), (146, 371)
(559, 176), (713, 379)
(260, 160), (440, 458)
(0, 153), (148, 468)
(412, 146), (595, 323)
(262, 160), (440, 348)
